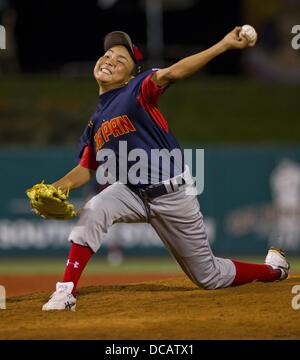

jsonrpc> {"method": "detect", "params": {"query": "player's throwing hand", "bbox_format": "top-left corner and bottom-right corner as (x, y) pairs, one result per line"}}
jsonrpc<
(222, 26), (256, 50)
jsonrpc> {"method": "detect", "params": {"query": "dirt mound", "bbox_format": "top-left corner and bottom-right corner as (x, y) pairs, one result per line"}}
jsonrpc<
(1, 276), (300, 340)
(0, 273), (181, 297)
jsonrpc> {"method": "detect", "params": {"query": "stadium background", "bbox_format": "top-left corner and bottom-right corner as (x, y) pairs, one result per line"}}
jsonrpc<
(1, 0), (300, 297)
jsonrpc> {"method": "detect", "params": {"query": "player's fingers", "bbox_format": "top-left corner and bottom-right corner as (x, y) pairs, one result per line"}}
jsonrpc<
(234, 26), (242, 34)
(237, 35), (249, 48)
(238, 33), (247, 41)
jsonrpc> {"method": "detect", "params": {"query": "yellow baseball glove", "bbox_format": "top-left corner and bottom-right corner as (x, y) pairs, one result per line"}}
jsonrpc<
(26, 181), (77, 220)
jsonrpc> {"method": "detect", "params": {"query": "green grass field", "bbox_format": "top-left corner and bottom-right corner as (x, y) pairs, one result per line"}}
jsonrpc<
(0, 256), (299, 274)
(0, 257), (181, 274)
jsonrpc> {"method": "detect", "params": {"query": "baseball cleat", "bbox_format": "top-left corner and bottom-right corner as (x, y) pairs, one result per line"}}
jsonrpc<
(264, 247), (290, 280)
(42, 281), (76, 311)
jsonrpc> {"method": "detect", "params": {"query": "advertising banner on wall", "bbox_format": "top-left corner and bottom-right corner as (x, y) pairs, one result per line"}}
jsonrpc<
(0, 147), (300, 255)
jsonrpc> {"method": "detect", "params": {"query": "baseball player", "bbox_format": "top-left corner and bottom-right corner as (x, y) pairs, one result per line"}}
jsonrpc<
(42, 28), (290, 311)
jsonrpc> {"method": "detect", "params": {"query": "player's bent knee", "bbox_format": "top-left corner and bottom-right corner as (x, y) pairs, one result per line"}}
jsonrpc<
(191, 275), (221, 290)
(195, 280), (217, 290)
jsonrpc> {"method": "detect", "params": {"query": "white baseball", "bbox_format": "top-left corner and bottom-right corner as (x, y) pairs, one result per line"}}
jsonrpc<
(240, 24), (257, 47)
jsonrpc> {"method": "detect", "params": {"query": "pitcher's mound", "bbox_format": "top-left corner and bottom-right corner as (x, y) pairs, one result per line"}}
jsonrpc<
(1, 276), (300, 340)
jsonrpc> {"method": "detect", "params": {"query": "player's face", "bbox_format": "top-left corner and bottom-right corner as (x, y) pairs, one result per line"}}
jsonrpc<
(94, 45), (135, 91)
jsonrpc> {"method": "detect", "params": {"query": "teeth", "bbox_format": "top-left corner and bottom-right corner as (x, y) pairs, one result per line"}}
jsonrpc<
(101, 68), (111, 75)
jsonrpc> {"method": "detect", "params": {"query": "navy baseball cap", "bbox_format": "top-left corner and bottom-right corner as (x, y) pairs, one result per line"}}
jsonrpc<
(104, 31), (143, 65)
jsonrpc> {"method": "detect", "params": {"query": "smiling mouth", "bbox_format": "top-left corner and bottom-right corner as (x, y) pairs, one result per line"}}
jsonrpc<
(100, 67), (112, 75)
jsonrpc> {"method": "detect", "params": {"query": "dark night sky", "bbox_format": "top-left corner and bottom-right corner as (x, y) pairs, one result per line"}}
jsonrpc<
(10, 0), (242, 73)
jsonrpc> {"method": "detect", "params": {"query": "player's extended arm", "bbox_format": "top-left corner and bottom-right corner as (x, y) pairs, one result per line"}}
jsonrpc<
(52, 165), (95, 192)
(153, 27), (251, 86)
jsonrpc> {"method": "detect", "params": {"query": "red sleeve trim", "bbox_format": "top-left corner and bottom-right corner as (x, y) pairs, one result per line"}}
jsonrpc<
(141, 74), (166, 106)
(79, 145), (98, 171)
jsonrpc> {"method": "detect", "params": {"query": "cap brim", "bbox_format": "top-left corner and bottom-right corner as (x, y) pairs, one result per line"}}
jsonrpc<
(104, 31), (135, 61)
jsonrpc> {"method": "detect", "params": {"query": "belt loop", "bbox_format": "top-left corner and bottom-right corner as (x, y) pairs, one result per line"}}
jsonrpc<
(171, 178), (179, 192)
(163, 181), (173, 194)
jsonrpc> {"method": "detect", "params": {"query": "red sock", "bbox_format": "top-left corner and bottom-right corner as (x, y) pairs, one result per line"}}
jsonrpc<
(232, 260), (281, 286)
(63, 243), (94, 295)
